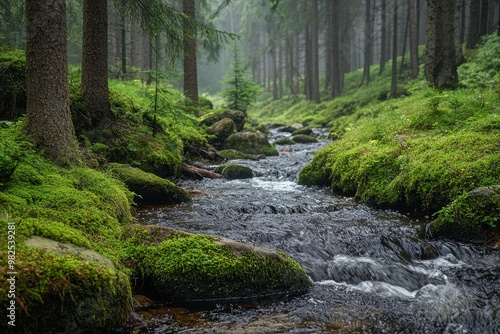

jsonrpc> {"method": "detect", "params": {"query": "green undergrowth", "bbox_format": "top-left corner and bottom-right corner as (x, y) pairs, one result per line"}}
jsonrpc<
(298, 35), (500, 213)
(0, 123), (134, 332)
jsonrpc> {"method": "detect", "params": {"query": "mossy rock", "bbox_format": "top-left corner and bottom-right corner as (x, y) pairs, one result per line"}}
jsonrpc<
(292, 134), (318, 143)
(291, 127), (313, 136)
(122, 225), (312, 303)
(108, 163), (190, 204)
(223, 132), (279, 156)
(429, 185), (500, 243)
(277, 126), (297, 133)
(0, 49), (27, 120)
(200, 109), (246, 131)
(206, 117), (236, 146)
(274, 138), (296, 145)
(218, 149), (261, 161)
(214, 164), (254, 179)
(1, 235), (132, 334)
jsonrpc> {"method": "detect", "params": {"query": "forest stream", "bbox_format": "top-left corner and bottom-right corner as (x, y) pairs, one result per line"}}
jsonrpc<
(132, 128), (500, 334)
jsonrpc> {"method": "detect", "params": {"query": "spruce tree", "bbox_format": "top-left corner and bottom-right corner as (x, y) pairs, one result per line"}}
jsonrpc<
(221, 45), (259, 113)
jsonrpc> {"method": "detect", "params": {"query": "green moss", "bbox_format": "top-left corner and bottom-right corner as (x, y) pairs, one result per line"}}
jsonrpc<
(291, 134), (318, 143)
(223, 132), (279, 156)
(291, 127), (313, 136)
(108, 163), (191, 204)
(218, 149), (261, 161)
(122, 225), (312, 302)
(215, 164), (254, 179)
(429, 186), (500, 243)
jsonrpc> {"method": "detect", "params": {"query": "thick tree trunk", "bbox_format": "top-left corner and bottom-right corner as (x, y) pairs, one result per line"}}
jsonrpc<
(82, 0), (110, 127)
(331, 0), (342, 98)
(425, 0), (458, 88)
(183, 0), (199, 114)
(480, 0), (489, 36)
(25, 0), (80, 165)
(488, 0), (495, 33)
(409, 0), (419, 77)
(454, 0), (465, 64)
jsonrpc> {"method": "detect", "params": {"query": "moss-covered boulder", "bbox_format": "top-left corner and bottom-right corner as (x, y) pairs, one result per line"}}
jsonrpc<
(206, 117), (236, 147)
(122, 225), (312, 303)
(215, 164), (254, 179)
(429, 186), (500, 243)
(108, 163), (191, 204)
(291, 127), (313, 136)
(0, 49), (26, 120)
(292, 134), (318, 143)
(218, 149), (261, 161)
(201, 109), (246, 131)
(223, 132), (279, 156)
(274, 138), (296, 145)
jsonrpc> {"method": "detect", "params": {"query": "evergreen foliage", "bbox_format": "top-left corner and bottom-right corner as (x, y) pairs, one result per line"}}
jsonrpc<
(221, 45), (260, 113)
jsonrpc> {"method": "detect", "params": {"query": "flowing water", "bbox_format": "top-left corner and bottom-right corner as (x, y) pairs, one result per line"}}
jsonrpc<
(133, 128), (500, 333)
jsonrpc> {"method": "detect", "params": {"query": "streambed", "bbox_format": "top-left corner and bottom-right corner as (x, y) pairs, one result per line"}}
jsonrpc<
(133, 128), (500, 333)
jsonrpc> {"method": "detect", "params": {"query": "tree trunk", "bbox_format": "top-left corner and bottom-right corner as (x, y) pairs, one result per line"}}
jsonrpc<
(121, 14), (127, 80)
(278, 45), (283, 99)
(311, 0), (321, 102)
(271, 46), (278, 100)
(304, 23), (312, 99)
(183, 0), (199, 113)
(488, 0), (495, 33)
(468, 0), (481, 48)
(454, 0), (465, 64)
(82, 0), (110, 127)
(361, 0), (372, 86)
(425, 0), (458, 88)
(331, 0), (342, 98)
(409, 0), (419, 77)
(480, 0), (489, 36)
(380, 0), (388, 74)
(391, 0), (398, 97)
(25, 0), (80, 165)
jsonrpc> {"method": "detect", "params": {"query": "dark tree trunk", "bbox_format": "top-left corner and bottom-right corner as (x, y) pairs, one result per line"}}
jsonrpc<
(425, 0), (458, 88)
(480, 0), (489, 36)
(271, 46), (278, 100)
(278, 45), (283, 99)
(304, 23), (312, 99)
(25, 0), (80, 165)
(361, 0), (372, 85)
(409, 0), (419, 77)
(455, 0), (465, 64)
(380, 0), (388, 74)
(82, 0), (110, 127)
(391, 0), (398, 97)
(468, 0), (481, 48)
(488, 0), (495, 33)
(183, 0), (199, 114)
(311, 0), (320, 102)
(121, 14), (127, 79)
(130, 23), (139, 69)
(331, 0), (342, 98)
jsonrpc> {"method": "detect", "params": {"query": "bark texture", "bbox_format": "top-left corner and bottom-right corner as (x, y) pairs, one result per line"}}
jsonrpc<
(82, 0), (110, 127)
(425, 0), (458, 88)
(25, 0), (80, 165)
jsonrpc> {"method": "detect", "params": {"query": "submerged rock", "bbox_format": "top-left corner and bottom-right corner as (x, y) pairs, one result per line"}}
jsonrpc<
(429, 185), (500, 243)
(215, 164), (254, 179)
(218, 149), (261, 161)
(108, 163), (191, 204)
(223, 132), (279, 156)
(274, 138), (296, 145)
(122, 224), (312, 304)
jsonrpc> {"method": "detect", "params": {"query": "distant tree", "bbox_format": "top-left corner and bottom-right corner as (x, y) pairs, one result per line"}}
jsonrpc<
(222, 45), (260, 113)
(425, 0), (458, 88)
(408, 0), (419, 78)
(468, 0), (481, 48)
(391, 0), (398, 97)
(183, 0), (199, 114)
(25, 0), (80, 165)
(361, 0), (373, 85)
(81, 0), (111, 128)
(379, 0), (388, 74)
